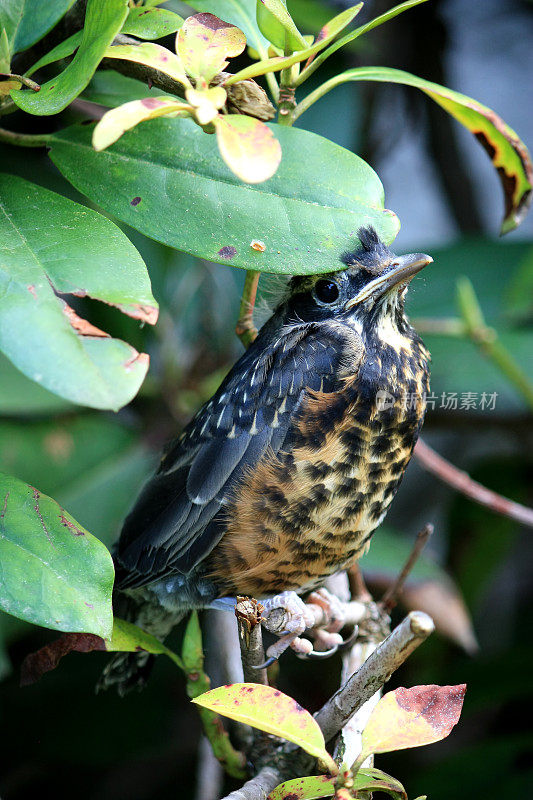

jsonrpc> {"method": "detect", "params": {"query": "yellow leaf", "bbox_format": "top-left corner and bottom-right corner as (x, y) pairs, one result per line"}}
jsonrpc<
(360, 684), (466, 759)
(93, 97), (191, 151)
(192, 683), (328, 759)
(105, 42), (190, 88)
(177, 13), (246, 83)
(214, 115), (281, 183)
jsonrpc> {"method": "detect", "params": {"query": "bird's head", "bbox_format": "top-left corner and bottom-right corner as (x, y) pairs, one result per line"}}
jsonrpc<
(284, 227), (432, 334)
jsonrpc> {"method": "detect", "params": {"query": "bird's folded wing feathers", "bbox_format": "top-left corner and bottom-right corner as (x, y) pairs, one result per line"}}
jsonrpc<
(115, 321), (358, 588)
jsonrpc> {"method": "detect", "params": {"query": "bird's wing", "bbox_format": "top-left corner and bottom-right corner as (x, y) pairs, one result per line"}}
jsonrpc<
(115, 321), (361, 589)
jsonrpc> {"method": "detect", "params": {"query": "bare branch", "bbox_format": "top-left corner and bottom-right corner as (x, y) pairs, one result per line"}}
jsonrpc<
(314, 611), (435, 743)
(222, 766), (283, 800)
(380, 523), (434, 611)
(415, 438), (533, 528)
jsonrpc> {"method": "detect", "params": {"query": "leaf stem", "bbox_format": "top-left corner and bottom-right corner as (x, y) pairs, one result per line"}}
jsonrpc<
(0, 127), (51, 147)
(182, 612), (247, 779)
(456, 277), (533, 410)
(236, 270), (260, 348)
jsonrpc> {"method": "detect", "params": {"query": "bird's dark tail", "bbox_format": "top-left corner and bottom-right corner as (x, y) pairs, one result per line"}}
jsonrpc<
(96, 592), (184, 696)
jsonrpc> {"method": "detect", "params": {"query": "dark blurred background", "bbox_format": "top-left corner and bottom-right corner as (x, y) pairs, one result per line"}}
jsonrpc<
(1, 1), (532, 798)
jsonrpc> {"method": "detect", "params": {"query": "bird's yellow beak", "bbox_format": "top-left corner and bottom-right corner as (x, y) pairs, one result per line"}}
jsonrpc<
(345, 253), (433, 310)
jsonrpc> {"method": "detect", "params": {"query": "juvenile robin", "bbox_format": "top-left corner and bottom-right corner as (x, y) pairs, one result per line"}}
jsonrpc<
(102, 227), (432, 693)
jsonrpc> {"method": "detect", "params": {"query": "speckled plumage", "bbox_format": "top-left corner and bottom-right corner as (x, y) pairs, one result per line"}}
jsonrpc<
(104, 227), (431, 693)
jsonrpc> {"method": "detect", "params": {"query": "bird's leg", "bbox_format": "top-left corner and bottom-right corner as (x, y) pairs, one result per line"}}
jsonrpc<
(259, 588), (347, 666)
(235, 270), (260, 348)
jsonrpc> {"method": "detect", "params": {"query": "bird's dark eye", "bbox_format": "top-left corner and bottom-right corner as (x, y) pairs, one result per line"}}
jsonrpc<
(313, 279), (340, 305)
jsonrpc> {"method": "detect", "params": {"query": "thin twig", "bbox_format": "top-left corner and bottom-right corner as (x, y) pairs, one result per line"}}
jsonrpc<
(380, 523), (434, 612)
(415, 438), (533, 528)
(347, 563), (372, 603)
(236, 271), (260, 348)
(314, 611), (434, 743)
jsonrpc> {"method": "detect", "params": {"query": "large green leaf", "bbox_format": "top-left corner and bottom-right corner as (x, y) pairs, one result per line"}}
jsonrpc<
(0, 472), (114, 637)
(10, 0), (129, 115)
(0, 0), (75, 57)
(0, 173), (158, 410)
(296, 67), (532, 234)
(48, 118), (399, 275)
(121, 6), (184, 39)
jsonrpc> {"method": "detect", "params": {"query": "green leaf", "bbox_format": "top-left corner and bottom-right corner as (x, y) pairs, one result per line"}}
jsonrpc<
(106, 618), (183, 667)
(181, 609), (204, 672)
(0, 471), (114, 637)
(188, 0), (269, 56)
(11, 0), (129, 115)
(267, 769), (407, 800)
(359, 685), (466, 761)
(298, 66), (532, 234)
(121, 6), (184, 39)
(267, 775), (336, 800)
(256, 0), (307, 52)
(226, 3), (363, 85)
(0, 0), (75, 57)
(0, 173), (157, 410)
(24, 30), (82, 77)
(177, 12), (246, 83)
(48, 118), (399, 275)
(192, 683), (330, 760)
(0, 27), (10, 71)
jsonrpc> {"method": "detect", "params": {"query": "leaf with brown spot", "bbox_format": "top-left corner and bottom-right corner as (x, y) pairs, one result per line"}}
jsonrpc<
(267, 768), (407, 800)
(177, 13), (246, 84)
(0, 173), (157, 410)
(93, 96), (191, 151)
(192, 683), (330, 761)
(214, 114), (281, 183)
(310, 67), (532, 233)
(0, 472), (114, 641)
(359, 685), (466, 760)
(104, 42), (190, 89)
(20, 617), (183, 685)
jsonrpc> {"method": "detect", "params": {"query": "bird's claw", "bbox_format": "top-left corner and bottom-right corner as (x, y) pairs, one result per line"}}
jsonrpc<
(258, 589), (358, 666)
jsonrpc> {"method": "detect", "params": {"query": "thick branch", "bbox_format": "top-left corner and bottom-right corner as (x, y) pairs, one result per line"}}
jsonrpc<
(415, 439), (533, 528)
(235, 597), (268, 685)
(314, 611), (434, 743)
